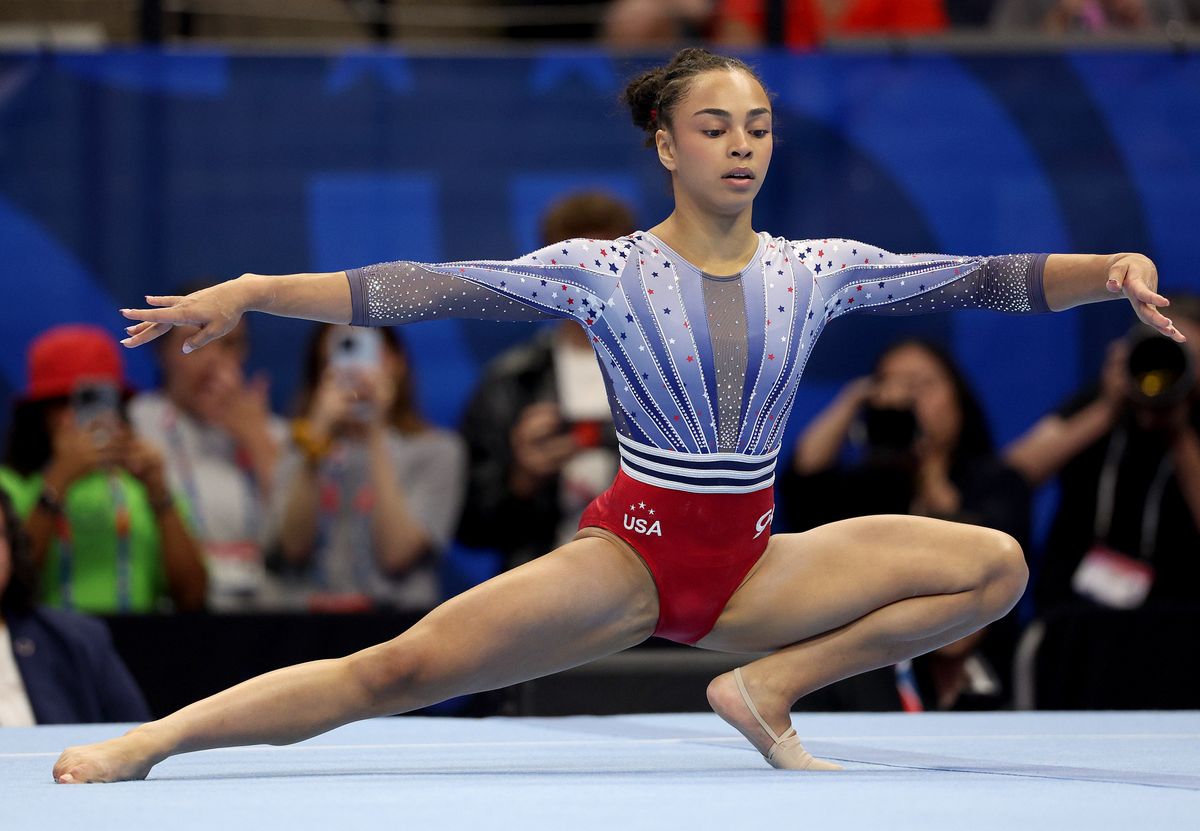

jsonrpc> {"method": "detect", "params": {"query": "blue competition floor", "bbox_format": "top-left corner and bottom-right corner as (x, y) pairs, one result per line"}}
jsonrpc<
(4, 712), (1198, 830)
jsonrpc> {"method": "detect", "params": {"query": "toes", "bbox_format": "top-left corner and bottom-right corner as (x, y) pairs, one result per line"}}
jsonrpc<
(806, 758), (844, 773)
(53, 760), (81, 784)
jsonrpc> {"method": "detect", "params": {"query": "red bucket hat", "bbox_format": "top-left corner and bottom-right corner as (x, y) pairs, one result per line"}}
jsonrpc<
(25, 324), (130, 402)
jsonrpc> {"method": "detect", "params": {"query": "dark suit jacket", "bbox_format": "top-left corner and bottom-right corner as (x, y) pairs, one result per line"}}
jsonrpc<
(7, 606), (149, 724)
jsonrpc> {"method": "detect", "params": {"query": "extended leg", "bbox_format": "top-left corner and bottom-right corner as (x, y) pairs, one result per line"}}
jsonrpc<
(698, 515), (1027, 767)
(54, 536), (659, 783)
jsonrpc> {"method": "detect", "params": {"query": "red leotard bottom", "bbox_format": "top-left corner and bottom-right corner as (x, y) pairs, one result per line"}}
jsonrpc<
(577, 469), (775, 645)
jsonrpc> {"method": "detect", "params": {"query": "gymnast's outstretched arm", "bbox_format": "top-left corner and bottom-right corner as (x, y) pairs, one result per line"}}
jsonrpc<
(810, 241), (1180, 343)
(120, 239), (621, 352)
(120, 270), (354, 352)
(119, 261), (560, 350)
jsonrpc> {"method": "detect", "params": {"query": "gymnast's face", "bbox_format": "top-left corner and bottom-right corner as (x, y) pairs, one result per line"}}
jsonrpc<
(655, 69), (773, 216)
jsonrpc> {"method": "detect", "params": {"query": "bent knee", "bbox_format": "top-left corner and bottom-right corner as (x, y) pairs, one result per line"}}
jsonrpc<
(345, 634), (431, 710)
(979, 530), (1028, 615)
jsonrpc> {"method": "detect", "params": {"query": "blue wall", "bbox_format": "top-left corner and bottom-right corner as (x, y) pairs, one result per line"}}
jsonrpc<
(1, 48), (1198, 466)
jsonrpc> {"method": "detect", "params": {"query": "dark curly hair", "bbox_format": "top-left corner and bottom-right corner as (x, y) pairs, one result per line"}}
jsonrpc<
(621, 48), (771, 148)
(0, 487), (38, 616)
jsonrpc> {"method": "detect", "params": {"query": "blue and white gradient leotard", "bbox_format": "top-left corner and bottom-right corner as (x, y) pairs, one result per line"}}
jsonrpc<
(346, 233), (1049, 642)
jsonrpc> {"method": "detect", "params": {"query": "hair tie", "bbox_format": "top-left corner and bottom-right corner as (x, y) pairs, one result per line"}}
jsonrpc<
(649, 108), (657, 122)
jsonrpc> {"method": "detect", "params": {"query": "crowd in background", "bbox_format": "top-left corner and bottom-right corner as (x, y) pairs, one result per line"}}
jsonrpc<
(3, 0), (1199, 731)
(3, 0), (1200, 47)
(3, 190), (1200, 725)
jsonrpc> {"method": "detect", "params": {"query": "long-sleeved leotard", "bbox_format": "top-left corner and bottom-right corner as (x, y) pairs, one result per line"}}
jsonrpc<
(347, 232), (1047, 492)
(347, 232), (1048, 643)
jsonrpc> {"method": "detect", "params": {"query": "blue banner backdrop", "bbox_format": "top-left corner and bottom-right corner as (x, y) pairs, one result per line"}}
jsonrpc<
(1, 48), (1198, 481)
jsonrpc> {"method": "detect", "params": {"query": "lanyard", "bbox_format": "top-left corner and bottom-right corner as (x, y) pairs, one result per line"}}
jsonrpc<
(164, 405), (259, 541)
(109, 473), (133, 611)
(893, 659), (923, 713)
(54, 474), (134, 611)
(316, 446), (376, 589)
(1093, 426), (1175, 560)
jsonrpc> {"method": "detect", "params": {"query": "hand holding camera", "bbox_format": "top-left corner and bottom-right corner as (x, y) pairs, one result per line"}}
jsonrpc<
(857, 358), (962, 515)
(121, 433), (171, 504)
(859, 371), (922, 460)
(509, 401), (579, 497)
(192, 354), (273, 443)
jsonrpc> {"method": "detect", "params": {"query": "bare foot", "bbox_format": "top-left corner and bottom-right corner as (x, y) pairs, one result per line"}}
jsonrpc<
(707, 669), (842, 771)
(53, 731), (165, 784)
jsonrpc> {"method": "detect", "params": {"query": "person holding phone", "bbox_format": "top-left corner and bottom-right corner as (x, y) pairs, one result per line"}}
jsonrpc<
(126, 282), (284, 611)
(457, 192), (632, 571)
(783, 338), (1030, 710)
(0, 325), (207, 614)
(55, 48), (1178, 782)
(270, 324), (464, 610)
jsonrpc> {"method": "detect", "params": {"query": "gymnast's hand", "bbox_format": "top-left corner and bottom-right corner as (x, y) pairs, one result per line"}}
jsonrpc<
(120, 279), (248, 353)
(1106, 253), (1185, 343)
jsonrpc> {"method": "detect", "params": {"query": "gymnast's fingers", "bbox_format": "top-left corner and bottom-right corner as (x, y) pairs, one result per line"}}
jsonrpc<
(1123, 275), (1169, 308)
(144, 295), (186, 307)
(182, 320), (234, 353)
(1133, 296), (1171, 329)
(120, 321), (173, 348)
(123, 320), (155, 336)
(1133, 300), (1185, 343)
(120, 305), (207, 326)
(121, 317), (175, 343)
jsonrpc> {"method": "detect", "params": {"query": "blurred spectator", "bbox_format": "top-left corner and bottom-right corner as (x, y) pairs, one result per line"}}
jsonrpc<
(1006, 300), (1200, 612)
(500, 0), (606, 39)
(0, 488), (150, 725)
(456, 192), (635, 571)
(268, 325), (465, 611)
(0, 325), (206, 614)
(783, 338), (1030, 709)
(990, 0), (1187, 31)
(602, 0), (714, 47)
(945, 0), (1000, 26)
(128, 304), (283, 611)
(713, 0), (949, 49)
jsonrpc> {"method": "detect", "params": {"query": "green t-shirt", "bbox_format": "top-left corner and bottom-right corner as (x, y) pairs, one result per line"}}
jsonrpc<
(0, 467), (174, 613)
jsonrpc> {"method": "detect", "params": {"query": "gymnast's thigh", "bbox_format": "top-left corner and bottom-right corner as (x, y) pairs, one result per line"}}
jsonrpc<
(400, 534), (660, 692)
(695, 514), (1012, 654)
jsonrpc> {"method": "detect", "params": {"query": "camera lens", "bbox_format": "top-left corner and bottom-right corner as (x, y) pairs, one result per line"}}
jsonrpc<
(1127, 331), (1195, 407)
(864, 406), (918, 452)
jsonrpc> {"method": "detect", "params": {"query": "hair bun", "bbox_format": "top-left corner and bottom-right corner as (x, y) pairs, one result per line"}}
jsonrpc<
(622, 66), (667, 144)
(620, 49), (766, 150)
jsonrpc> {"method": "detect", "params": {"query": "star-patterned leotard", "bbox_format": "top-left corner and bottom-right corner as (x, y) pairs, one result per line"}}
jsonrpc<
(347, 232), (1048, 642)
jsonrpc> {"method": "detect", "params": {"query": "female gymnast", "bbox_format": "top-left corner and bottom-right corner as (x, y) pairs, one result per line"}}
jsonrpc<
(54, 48), (1180, 782)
